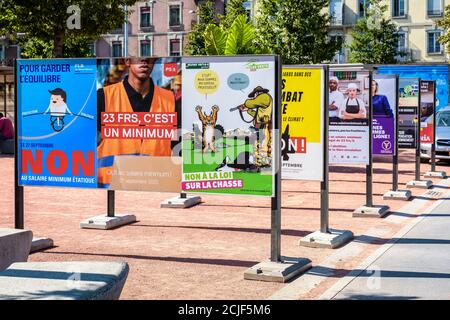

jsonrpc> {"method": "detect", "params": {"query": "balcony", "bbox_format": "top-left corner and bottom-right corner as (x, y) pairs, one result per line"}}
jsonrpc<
(428, 10), (443, 18)
(330, 16), (343, 26)
(168, 23), (184, 32)
(140, 24), (155, 32)
(396, 49), (413, 63)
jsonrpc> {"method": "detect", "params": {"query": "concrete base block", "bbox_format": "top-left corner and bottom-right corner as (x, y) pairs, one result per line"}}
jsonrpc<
(383, 190), (412, 201)
(30, 237), (54, 253)
(424, 171), (447, 178)
(160, 195), (202, 209)
(244, 258), (312, 283)
(406, 180), (433, 189)
(299, 229), (354, 249)
(353, 205), (390, 218)
(0, 228), (33, 272)
(80, 214), (136, 230)
(0, 261), (129, 300)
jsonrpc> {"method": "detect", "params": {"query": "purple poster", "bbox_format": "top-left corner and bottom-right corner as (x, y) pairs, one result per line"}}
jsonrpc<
(372, 75), (397, 156)
(373, 117), (395, 155)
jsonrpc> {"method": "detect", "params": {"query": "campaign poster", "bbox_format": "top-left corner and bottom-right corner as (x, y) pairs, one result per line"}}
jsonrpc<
(377, 65), (448, 112)
(181, 56), (277, 197)
(96, 57), (182, 191)
(328, 70), (370, 165)
(281, 67), (324, 181)
(419, 80), (435, 144)
(17, 59), (98, 188)
(372, 75), (397, 155)
(398, 78), (420, 149)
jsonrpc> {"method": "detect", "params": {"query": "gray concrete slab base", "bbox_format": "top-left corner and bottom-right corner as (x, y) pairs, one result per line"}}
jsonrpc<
(299, 229), (354, 249)
(382, 190), (412, 201)
(353, 205), (390, 218)
(0, 261), (129, 300)
(424, 171), (447, 178)
(0, 228), (33, 272)
(406, 180), (433, 189)
(160, 195), (202, 208)
(80, 214), (136, 230)
(30, 237), (54, 253)
(244, 258), (312, 283)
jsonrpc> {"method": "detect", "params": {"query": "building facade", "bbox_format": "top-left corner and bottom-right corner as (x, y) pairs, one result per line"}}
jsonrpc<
(329, 0), (450, 63)
(95, 0), (226, 58)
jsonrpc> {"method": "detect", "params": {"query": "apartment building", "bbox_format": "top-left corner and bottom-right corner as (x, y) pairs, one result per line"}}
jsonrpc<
(95, 0), (233, 58)
(329, 0), (450, 63)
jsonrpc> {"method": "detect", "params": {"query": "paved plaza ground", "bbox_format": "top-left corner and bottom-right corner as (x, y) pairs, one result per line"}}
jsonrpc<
(1, 150), (448, 299)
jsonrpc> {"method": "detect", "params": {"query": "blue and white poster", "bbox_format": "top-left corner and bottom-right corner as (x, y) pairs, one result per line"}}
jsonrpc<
(17, 59), (97, 188)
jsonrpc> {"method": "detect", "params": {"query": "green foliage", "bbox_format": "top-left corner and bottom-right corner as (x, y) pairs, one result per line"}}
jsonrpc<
(203, 15), (265, 55)
(224, 15), (255, 55)
(185, 0), (217, 56)
(0, 0), (138, 58)
(348, 0), (401, 64)
(438, 5), (450, 54)
(254, 0), (342, 64)
(203, 24), (228, 55)
(18, 36), (95, 59)
(220, 0), (247, 30)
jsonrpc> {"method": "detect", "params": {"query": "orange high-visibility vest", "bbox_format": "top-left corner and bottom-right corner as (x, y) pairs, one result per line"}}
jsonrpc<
(97, 81), (175, 186)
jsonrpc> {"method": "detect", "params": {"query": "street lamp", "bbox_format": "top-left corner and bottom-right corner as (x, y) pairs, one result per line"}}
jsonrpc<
(124, 5), (128, 57)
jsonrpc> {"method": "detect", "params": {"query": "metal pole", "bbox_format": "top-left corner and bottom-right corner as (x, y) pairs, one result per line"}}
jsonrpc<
(270, 56), (282, 263)
(14, 59), (24, 229)
(3, 75), (6, 116)
(415, 79), (421, 181)
(107, 190), (115, 217)
(431, 81), (437, 172)
(366, 72), (373, 207)
(124, 5), (129, 57)
(320, 66), (329, 234)
(393, 75), (400, 191)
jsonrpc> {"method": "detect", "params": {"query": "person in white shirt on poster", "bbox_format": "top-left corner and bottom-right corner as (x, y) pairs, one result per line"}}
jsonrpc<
(339, 83), (367, 123)
(329, 76), (344, 123)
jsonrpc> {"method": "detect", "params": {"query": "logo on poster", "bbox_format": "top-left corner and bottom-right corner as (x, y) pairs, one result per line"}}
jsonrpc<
(382, 140), (392, 151)
(245, 60), (270, 72)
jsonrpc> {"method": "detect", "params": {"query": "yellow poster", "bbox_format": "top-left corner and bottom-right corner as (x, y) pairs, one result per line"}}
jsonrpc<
(281, 67), (324, 181)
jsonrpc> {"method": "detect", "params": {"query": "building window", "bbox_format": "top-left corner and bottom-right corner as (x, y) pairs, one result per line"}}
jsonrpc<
(169, 4), (181, 27)
(330, 35), (345, 63)
(140, 40), (152, 57)
(427, 31), (443, 54)
(330, 0), (343, 25)
(392, 0), (406, 17)
(428, 0), (443, 17)
(358, 0), (369, 17)
(396, 32), (407, 54)
(140, 6), (152, 28)
(169, 39), (181, 56)
(243, 1), (252, 21)
(88, 42), (96, 56)
(112, 41), (122, 57)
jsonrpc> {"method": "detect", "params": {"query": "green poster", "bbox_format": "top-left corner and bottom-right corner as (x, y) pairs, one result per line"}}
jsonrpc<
(181, 56), (277, 196)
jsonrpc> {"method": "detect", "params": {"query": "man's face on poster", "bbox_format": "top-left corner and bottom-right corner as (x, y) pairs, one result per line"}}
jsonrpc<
(126, 58), (155, 81)
(329, 80), (338, 92)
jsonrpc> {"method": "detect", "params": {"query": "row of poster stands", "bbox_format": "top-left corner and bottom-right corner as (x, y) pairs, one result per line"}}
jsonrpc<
(14, 56), (447, 282)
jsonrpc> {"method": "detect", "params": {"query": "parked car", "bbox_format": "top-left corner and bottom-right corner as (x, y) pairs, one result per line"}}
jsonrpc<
(421, 106), (450, 162)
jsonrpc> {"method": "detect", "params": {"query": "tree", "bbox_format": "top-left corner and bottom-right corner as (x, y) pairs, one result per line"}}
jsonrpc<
(0, 0), (138, 58)
(203, 14), (266, 55)
(185, 0), (217, 56)
(220, 0), (247, 30)
(438, 5), (450, 54)
(348, 0), (401, 64)
(254, 0), (342, 64)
